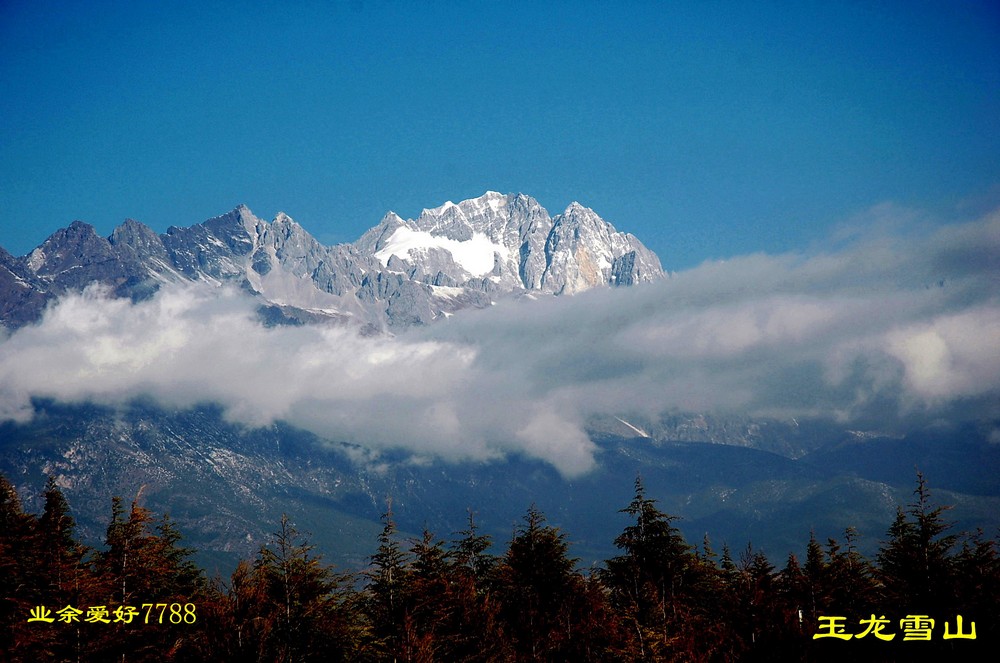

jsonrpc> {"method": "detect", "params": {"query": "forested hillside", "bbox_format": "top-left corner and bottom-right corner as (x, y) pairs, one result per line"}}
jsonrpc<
(2, 473), (996, 661)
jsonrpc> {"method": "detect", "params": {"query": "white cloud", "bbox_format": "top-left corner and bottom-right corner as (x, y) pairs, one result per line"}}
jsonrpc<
(886, 306), (1000, 404)
(1, 206), (998, 476)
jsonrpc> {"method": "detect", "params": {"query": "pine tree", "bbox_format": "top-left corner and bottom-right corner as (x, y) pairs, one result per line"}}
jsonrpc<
(37, 476), (80, 591)
(823, 527), (876, 618)
(93, 496), (212, 660)
(31, 477), (94, 661)
(152, 515), (205, 596)
(365, 501), (411, 659)
(0, 474), (38, 659)
(452, 509), (497, 584)
(99, 496), (143, 605)
(877, 473), (958, 612)
(602, 477), (701, 659)
(952, 528), (1000, 646)
(499, 505), (580, 661)
(247, 514), (362, 662)
(221, 559), (269, 661)
(733, 543), (779, 652)
(802, 530), (825, 620)
(401, 527), (458, 661)
(778, 552), (807, 630)
(767, 529), (828, 653)
(774, 552), (814, 660)
(448, 512), (508, 662)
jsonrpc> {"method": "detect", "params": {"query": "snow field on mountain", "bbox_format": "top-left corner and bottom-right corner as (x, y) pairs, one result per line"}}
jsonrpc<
(374, 226), (508, 276)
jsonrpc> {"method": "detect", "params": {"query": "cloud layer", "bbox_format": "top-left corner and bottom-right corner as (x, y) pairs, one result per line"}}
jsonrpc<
(2, 206), (998, 476)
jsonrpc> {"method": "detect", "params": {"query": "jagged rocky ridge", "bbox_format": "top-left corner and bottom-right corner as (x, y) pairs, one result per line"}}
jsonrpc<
(0, 192), (663, 331)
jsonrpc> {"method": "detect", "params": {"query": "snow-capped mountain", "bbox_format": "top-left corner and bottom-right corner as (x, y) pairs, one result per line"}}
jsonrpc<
(356, 191), (661, 294)
(0, 192), (664, 331)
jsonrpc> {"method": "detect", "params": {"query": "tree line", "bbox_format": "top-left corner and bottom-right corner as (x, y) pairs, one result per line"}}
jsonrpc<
(1, 472), (997, 661)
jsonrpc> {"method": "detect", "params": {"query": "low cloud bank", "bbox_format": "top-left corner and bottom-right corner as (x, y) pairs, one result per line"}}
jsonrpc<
(2, 205), (998, 476)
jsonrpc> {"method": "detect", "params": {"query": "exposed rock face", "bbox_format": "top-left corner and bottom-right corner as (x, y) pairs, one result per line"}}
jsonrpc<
(0, 246), (49, 328)
(360, 192), (662, 295)
(0, 192), (664, 331)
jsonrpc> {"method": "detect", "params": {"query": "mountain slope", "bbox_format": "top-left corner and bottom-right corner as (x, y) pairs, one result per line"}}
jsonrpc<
(2, 400), (997, 574)
(0, 193), (664, 332)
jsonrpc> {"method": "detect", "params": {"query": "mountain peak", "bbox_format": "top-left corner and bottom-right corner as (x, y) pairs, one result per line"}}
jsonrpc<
(0, 193), (663, 330)
(34, 220), (102, 255)
(422, 199), (458, 217)
(418, 192), (511, 221)
(358, 192), (662, 297)
(202, 205), (265, 240)
(68, 219), (97, 231)
(562, 201), (592, 216)
(109, 218), (161, 251)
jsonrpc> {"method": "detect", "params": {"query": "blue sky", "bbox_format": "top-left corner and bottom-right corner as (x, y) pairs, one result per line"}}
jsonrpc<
(1, 0), (998, 269)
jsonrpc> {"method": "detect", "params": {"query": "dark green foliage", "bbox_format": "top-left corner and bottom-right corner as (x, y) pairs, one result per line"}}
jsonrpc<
(0, 479), (217, 661)
(94, 497), (212, 660)
(213, 514), (365, 662)
(1, 474), (39, 659)
(363, 502), (410, 658)
(498, 505), (579, 660)
(803, 530), (825, 618)
(445, 512), (508, 661)
(498, 505), (623, 661)
(452, 508), (497, 584)
(877, 472), (959, 612)
(825, 527), (878, 618)
(29, 478), (94, 660)
(952, 529), (1000, 644)
(602, 477), (737, 660)
(2, 470), (998, 661)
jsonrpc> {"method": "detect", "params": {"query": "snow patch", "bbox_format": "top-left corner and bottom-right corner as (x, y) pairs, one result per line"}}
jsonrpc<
(430, 285), (467, 298)
(424, 200), (458, 216)
(478, 191), (506, 214)
(615, 417), (650, 438)
(375, 227), (508, 277)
